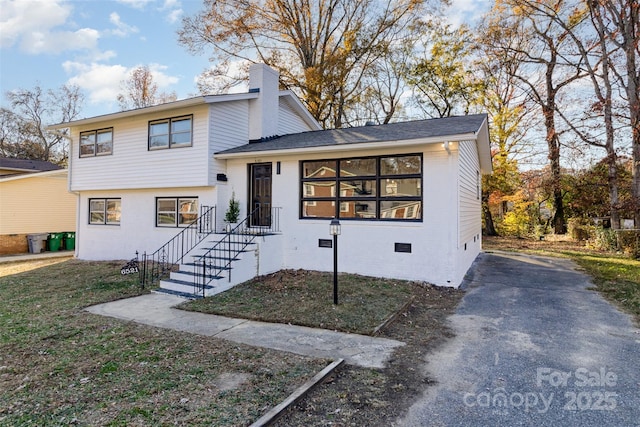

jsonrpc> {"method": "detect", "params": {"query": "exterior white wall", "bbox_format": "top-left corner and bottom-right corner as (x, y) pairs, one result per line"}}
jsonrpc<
(75, 187), (217, 260)
(70, 105), (211, 191)
(224, 143), (471, 287)
(452, 140), (483, 285)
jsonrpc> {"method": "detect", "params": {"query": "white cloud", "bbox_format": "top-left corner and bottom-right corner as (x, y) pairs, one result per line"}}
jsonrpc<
(166, 8), (183, 24)
(147, 63), (180, 87)
(63, 61), (179, 105)
(116, 0), (154, 10)
(0, 0), (100, 54)
(64, 61), (129, 104)
(158, 0), (183, 23)
(107, 12), (139, 37)
(23, 28), (100, 55)
(444, 0), (491, 27)
(160, 0), (179, 10)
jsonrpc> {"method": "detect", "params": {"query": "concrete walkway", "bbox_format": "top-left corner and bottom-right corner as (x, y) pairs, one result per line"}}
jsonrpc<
(399, 251), (640, 427)
(85, 293), (404, 369)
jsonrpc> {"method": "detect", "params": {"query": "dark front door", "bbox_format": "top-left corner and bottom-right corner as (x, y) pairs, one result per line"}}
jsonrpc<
(249, 163), (272, 227)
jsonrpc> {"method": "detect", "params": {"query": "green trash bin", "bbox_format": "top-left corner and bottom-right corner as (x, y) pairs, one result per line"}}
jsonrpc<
(48, 233), (63, 252)
(64, 232), (76, 250)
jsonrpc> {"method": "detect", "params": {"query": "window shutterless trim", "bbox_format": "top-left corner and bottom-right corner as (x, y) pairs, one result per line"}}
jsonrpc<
(88, 198), (121, 225)
(80, 127), (113, 158)
(148, 115), (193, 150)
(300, 154), (423, 221)
(155, 196), (198, 227)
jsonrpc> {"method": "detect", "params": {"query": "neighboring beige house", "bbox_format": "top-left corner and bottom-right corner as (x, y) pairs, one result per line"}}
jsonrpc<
(0, 159), (76, 254)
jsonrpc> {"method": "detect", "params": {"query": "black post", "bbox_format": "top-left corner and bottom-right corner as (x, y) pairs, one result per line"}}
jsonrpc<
(333, 233), (338, 305)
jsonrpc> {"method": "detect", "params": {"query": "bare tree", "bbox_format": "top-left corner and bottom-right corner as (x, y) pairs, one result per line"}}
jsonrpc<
(178, 0), (430, 128)
(590, 0), (640, 228)
(482, 0), (589, 234)
(2, 84), (84, 164)
(117, 66), (177, 110)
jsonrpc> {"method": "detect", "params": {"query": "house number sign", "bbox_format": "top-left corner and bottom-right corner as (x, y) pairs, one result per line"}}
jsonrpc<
(121, 259), (139, 275)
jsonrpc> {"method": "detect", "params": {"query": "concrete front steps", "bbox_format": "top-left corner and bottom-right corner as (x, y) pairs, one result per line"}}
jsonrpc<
(156, 233), (264, 298)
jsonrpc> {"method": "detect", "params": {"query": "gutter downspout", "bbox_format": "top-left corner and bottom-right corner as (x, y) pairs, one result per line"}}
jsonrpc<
(65, 129), (80, 258)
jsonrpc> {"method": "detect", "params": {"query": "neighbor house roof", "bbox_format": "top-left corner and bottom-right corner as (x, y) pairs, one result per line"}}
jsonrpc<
(0, 157), (62, 174)
(216, 114), (492, 173)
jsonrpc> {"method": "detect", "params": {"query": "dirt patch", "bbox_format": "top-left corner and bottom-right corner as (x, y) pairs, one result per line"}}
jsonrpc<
(275, 282), (464, 426)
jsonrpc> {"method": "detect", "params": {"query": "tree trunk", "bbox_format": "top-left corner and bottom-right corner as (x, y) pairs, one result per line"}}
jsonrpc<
(543, 105), (566, 234)
(483, 202), (498, 236)
(607, 152), (621, 230)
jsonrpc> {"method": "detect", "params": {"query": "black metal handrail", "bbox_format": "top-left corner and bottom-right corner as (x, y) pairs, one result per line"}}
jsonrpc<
(139, 205), (216, 287)
(193, 206), (281, 297)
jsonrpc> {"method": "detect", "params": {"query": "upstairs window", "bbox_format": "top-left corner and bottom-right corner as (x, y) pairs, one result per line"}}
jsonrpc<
(149, 116), (192, 150)
(80, 128), (113, 157)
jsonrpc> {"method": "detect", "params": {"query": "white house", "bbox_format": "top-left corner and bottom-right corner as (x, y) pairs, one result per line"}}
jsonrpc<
(51, 64), (491, 297)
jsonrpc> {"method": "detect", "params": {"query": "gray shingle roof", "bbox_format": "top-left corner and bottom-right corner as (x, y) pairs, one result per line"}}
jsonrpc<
(0, 157), (62, 172)
(216, 114), (488, 155)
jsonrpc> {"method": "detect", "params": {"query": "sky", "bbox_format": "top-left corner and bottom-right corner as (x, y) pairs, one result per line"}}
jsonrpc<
(0, 0), (490, 120)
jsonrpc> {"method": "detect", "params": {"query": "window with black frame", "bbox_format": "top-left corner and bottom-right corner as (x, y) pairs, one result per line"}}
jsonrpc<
(300, 154), (422, 221)
(89, 198), (121, 225)
(156, 197), (198, 227)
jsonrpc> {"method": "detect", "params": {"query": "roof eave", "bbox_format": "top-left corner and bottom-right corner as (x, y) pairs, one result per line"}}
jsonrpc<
(476, 116), (493, 174)
(214, 132), (479, 159)
(0, 169), (68, 183)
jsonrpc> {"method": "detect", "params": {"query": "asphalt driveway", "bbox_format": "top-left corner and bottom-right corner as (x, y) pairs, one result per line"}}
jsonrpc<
(399, 251), (640, 427)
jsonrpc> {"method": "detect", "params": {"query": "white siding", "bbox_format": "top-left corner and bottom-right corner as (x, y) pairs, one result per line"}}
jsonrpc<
(278, 98), (314, 135)
(458, 140), (481, 246)
(209, 100), (250, 184)
(70, 105), (210, 191)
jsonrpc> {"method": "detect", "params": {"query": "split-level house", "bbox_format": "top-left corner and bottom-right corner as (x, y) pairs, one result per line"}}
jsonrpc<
(50, 64), (491, 297)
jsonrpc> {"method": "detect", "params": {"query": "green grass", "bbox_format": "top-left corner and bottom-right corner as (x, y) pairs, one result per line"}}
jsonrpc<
(181, 269), (415, 335)
(566, 251), (640, 322)
(0, 259), (326, 426)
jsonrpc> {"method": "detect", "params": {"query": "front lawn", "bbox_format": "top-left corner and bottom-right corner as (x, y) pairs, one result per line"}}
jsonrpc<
(181, 270), (416, 335)
(0, 259), (326, 426)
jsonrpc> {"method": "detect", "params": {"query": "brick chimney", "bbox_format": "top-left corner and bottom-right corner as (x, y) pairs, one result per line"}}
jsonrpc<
(248, 63), (280, 142)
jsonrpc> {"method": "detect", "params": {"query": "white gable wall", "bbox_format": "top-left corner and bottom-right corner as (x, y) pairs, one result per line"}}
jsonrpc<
(278, 98), (316, 135)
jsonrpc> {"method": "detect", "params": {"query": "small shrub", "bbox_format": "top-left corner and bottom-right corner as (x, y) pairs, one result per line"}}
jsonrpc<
(592, 227), (617, 252)
(224, 193), (240, 223)
(568, 218), (593, 241)
(616, 230), (640, 259)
